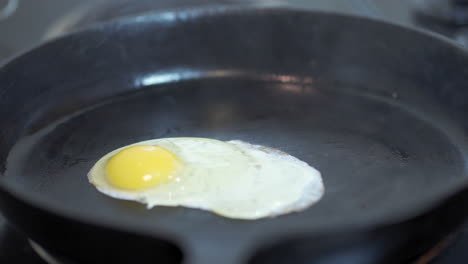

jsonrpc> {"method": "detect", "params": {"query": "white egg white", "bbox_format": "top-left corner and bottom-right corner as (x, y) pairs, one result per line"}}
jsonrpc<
(88, 138), (324, 220)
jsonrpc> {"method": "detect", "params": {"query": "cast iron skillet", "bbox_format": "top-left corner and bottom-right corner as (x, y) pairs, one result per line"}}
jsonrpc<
(2, 6), (468, 264)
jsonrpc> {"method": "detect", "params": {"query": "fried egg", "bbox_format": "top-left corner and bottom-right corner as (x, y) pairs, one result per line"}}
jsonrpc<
(88, 138), (324, 219)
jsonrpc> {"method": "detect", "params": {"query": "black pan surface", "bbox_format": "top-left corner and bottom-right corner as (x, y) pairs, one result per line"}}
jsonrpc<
(1, 6), (468, 264)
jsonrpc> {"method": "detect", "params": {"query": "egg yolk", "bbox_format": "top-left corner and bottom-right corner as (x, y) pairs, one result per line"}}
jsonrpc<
(105, 145), (179, 190)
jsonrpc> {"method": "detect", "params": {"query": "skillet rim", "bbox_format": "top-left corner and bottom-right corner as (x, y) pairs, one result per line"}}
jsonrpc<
(1, 5), (468, 242)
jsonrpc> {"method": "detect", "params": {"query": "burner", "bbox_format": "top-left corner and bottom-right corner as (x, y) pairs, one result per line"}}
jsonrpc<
(28, 235), (455, 264)
(412, 236), (455, 264)
(29, 240), (76, 264)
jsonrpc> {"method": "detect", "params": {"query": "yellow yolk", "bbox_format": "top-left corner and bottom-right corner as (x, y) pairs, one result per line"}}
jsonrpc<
(105, 145), (179, 190)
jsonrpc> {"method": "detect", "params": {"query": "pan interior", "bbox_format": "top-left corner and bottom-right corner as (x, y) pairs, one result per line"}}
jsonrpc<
(3, 76), (466, 255)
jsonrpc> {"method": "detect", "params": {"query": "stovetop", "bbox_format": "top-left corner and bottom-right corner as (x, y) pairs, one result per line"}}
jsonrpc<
(2, 0), (468, 263)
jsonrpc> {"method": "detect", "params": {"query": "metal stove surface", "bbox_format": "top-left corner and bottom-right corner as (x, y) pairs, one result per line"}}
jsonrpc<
(2, 0), (468, 263)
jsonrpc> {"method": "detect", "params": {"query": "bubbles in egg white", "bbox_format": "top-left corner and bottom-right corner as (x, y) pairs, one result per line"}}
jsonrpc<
(88, 138), (324, 219)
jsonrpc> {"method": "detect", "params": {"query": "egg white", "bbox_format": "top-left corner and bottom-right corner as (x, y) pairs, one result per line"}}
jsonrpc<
(88, 138), (324, 219)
